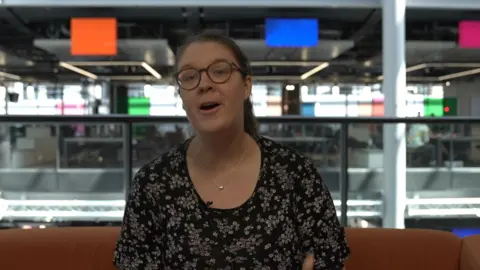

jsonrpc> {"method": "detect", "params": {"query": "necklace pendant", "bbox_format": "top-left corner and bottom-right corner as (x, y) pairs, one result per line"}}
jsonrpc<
(218, 185), (225, 191)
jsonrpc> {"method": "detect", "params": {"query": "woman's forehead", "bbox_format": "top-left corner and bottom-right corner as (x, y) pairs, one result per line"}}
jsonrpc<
(177, 41), (237, 69)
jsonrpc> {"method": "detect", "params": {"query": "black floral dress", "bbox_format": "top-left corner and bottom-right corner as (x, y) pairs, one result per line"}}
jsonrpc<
(114, 136), (349, 269)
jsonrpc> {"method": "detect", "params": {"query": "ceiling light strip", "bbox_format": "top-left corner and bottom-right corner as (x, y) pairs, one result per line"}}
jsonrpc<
(300, 62), (330, 80)
(428, 63), (480, 68)
(107, 75), (165, 81)
(405, 63), (427, 72)
(254, 75), (302, 81)
(377, 63), (428, 80)
(251, 61), (326, 67)
(438, 68), (480, 81)
(141, 62), (162, 79)
(65, 61), (143, 66)
(0, 71), (21, 80)
(407, 76), (439, 82)
(59, 62), (98, 80)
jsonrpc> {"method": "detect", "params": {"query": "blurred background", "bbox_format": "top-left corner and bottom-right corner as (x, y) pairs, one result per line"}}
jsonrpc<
(0, 2), (479, 237)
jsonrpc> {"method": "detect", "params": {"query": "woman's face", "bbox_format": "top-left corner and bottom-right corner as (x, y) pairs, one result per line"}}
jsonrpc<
(177, 41), (252, 134)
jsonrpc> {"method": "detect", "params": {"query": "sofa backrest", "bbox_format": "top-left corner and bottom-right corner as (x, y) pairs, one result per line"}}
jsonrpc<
(345, 228), (462, 270)
(0, 227), (118, 270)
(461, 234), (480, 270)
(0, 227), (469, 270)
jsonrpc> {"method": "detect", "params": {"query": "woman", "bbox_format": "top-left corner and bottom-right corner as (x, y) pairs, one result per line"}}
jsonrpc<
(114, 32), (350, 269)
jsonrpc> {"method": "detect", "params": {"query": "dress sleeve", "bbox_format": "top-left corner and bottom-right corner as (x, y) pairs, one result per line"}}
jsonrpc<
(296, 159), (350, 269)
(113, 168), (164, 270)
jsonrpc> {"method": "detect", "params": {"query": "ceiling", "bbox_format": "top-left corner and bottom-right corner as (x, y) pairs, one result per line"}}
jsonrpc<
(0, 7), (479, 83)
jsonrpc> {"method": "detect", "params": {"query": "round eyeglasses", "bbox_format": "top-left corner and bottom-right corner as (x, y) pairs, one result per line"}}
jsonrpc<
(175, 61), (246, 91)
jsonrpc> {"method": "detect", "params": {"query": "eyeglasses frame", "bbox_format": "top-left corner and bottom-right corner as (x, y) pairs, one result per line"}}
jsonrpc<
(175, 61), (247, 91)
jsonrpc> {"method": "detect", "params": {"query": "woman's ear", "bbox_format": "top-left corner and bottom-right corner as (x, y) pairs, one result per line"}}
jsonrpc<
(243, 75), (252, 100)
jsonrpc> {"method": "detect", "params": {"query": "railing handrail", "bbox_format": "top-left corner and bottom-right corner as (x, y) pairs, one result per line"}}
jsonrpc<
(0, 115), (478, 124)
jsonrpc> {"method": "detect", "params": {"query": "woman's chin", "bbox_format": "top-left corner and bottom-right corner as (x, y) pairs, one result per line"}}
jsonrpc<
(194, 120), (232, 135)
(196, 125), (228, 135)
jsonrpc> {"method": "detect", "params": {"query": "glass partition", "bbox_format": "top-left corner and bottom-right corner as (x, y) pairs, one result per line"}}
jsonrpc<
(0, 116), (479, 228)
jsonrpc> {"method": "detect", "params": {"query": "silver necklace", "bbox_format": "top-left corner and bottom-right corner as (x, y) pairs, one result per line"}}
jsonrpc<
(199, 137), (248, 191)
(212, 142), (248, 191)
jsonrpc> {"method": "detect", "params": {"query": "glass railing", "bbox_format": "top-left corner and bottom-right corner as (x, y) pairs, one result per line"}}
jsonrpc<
(0, 115), (479, 226)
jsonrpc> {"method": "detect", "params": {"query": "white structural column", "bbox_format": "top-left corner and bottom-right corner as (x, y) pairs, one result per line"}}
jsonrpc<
(382, 0), (407, 229)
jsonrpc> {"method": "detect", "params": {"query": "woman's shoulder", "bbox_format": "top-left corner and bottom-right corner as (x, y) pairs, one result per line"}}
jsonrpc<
(258, 136), (315, 174)
(135, 140), (188, 180)
(259, 136), (311, 161)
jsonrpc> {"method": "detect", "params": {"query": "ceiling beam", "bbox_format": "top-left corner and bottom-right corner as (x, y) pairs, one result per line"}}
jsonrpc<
(2, 0), (480, 9)
(335, 9), (382, 62)
(0, 8), (35, 36)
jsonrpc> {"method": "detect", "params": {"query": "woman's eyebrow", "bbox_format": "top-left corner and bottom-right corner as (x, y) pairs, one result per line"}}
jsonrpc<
(179, 58), (234, 71)
(210, 58), (231, 63)
(178, 63), (194, 71)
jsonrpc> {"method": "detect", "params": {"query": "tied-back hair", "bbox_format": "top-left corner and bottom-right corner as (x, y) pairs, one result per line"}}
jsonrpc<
(175, 31), (259, 138)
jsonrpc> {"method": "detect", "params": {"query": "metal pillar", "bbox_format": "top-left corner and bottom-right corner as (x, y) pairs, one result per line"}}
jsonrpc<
(123, 123), (133, 200)
(382, 0), (407, 229)
(339, 123), (349, 227)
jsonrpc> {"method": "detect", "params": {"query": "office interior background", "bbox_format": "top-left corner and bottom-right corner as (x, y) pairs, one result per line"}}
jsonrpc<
(0, 1), (479, 238)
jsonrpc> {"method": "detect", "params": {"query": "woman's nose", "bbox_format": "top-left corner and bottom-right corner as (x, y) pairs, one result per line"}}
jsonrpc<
(197, 71), (214, 93)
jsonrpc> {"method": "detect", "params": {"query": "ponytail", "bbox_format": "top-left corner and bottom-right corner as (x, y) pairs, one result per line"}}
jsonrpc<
(243, 98), (258, 137)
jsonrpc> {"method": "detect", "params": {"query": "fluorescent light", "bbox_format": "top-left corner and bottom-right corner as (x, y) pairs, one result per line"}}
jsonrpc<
(65, 61), (142, 66)
(428, 63), (480, 68)
(59, 62), (98, 80)
(377, 62), (480, 81)
(254, 75), (301, 81)
(63, 61), (162, 80)
(107, 75), (163, 81)
(141, 62), (161, 79)
(438, 68), (480, 81)
(250, 61), (325, 67)
(0, 71), (21, 80)
(300, 62), (329, 80)
(407, 76), (438, 82)
(406, 63), (428, 72)
(377, 63), (428, 80)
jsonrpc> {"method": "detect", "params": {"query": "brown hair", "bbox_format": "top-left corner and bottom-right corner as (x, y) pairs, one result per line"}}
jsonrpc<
(175, 31), (259, 137)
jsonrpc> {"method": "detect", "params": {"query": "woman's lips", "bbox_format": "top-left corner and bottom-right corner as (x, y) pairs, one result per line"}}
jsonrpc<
(198, 104), (223, 115)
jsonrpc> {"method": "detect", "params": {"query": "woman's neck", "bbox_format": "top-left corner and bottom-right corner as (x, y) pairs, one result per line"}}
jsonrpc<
(193, 128), (248, 170)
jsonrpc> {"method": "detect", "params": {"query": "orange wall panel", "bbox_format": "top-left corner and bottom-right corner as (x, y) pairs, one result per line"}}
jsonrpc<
(70, 18), (117, 56)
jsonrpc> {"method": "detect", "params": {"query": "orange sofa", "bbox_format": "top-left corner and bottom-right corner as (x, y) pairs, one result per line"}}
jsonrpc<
(0, 227), (478, 270)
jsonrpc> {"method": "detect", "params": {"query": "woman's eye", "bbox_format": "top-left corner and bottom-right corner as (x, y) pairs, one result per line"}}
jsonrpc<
(181, 73), (197, 82)
(213, 68), (227, 74)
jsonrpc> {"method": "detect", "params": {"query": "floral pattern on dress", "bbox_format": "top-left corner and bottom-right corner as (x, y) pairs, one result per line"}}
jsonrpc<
(114, 136), (350, 269)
